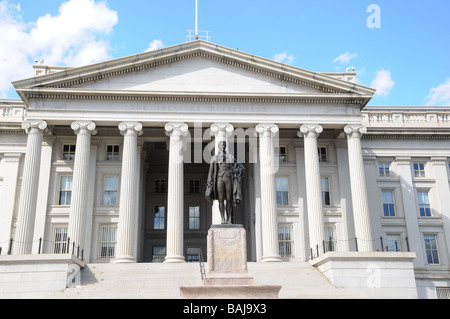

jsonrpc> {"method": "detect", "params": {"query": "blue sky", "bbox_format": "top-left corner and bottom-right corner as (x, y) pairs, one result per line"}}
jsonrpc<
(1, 0), (450, 107)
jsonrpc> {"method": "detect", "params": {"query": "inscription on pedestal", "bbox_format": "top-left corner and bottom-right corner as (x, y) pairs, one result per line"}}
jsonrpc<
(207, 226), (247, 274)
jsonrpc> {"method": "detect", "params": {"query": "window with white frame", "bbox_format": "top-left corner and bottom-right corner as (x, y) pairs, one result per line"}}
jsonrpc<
(275, 177), (289, 206)
(59, 175), (73, 205)
(386, 234), (401, 251)
(379, 162), (391, 177)
(106, 145), (120, 161)
(154, 205), (165, 230)
(62, 144), (76, 160)
(413, 162), (426, 177)
(382, 190), (396, 217)
(278, 224), (294, 258)
(189, 205), (200, 229)
(417, 190), (431, 216)
(318, 147), (327, 162)
(104, 175), (119, 205)
(99, 224), (117, 259)
(424, 235), (439, 264)
(321, 177), (330, 206)
(51, 224), (68, 254)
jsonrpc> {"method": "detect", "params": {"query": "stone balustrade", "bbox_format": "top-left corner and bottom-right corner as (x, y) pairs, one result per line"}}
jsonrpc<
(362, 108), (450, 128)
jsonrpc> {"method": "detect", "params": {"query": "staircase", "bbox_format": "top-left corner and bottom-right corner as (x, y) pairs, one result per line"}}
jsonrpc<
(54, 261), (363, 299)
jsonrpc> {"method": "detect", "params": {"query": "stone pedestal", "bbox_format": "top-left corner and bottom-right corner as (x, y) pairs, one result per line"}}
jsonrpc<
(180, 225), (281, 299)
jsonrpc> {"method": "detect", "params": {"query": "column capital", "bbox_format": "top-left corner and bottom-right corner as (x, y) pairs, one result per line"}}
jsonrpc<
(71, 121), (97, 136)
(22, 120), (47, 134)
(255, 123), (279, 136)
(298, 124), (322, 138)
(164, 122), (188, 136)
(119, 121), (143, 136)
(210, 123), (234, 136)
(344, 125), (367, 138)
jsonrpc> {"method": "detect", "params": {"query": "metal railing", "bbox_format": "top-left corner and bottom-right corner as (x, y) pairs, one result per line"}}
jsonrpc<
(198, 250), (206, 280)
(0, 237), (85, 261)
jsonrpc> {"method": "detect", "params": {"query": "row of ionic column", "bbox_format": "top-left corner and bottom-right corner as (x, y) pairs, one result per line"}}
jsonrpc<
(13, 119), (373, 262)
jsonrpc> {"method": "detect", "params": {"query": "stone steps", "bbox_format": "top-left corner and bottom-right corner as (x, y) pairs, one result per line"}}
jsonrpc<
(56, 261), (365, 299)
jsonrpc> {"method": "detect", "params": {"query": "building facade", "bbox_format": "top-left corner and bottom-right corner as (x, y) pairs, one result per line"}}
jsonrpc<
(0, 41), (449, 298)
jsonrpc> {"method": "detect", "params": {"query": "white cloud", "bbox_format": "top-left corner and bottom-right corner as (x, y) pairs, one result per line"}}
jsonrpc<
(370, 70), (395, 97)
(333, 52), (357, 65)
(0, 0), (118, 98)
(145, 39), (164, 52)
(425, 79), (450, 106)
(273, 52), (294, 64)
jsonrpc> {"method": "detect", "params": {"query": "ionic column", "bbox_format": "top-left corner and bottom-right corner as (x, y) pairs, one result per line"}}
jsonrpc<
(255, 123), (281, 262)
(164, 122), (188, 263)
(115, 122), (143, 263)
(68, 121), (96, 252)
(344, 125), (373, 252)
(13, 120), (47, 255)
(210, 123), (234, 225)
(299, 124), (325, 255)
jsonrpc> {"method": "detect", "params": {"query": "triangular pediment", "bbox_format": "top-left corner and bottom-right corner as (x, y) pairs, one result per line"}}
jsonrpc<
(13, 40), (375, 104)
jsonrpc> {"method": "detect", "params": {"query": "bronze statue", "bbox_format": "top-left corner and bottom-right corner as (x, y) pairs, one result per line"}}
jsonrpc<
(206, 141), (245, 224)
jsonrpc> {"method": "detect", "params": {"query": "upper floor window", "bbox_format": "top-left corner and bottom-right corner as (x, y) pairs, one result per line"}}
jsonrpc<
(106, 145), (120, 161)
(155, 180), (165, 193)
(318, 147), (327, 163)
(417, 190), (431, 217)
(320, 177), (330, 206)
(382, 190), (396, 217)
(275, 177), (289, 206)
(189, 179), (200, 193)
(154, 205), (165, 230)
(379, 162), (391, 177)
(63, 144), (76, 160)
(104, 175), (119, 205)
(278, 146), (287, 162)
(189, 205), (200, 229)
(59, 175), (73, 205)
(413, 162), (426, 177)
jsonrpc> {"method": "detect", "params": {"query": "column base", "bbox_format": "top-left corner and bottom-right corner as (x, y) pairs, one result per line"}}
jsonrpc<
(163, 255), (186, 263)
(260, 255), (282, 262)
(113, 256), (136, 264)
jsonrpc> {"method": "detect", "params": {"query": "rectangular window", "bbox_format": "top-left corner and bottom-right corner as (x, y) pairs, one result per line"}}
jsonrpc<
(189, 205), (200, 229)
(154, 205), (165, 230)
(59, 176), (73, 205)
(275, 177), (289, 206)
(104, 175), (119, 205)
(418, 190), (431, 217)
(382, 190), (396, 217)
(325, 224), (337, 252)
(152, 246), (166, 262)
(278, 146), (287, 162)
(386, 234), (401, 251)
(63, 144), (76, 160)
(99, 224), (117, 259)
(189, 179), (200, 193)
(414, 162), (426, 177)
(106, 145), (120, 161)
(187, 247), (202, 262)
(318, 147), (327, 162)
(278, 224), (294, 258)
(379, 162), (391, 177)
(155, 180), (165, 193)
(51, 225), (68, 254)
(424, 235), (439, 264)
(321, 177), (331, 206)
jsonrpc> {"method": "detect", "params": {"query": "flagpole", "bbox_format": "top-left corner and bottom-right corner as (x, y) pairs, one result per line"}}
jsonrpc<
(195, 0), (198, 40)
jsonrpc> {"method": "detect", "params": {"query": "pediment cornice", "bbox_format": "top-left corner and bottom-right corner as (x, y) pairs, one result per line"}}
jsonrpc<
(13, 41), (375, 106)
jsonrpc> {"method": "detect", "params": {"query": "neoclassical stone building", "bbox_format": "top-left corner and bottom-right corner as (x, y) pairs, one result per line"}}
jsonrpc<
(0, 41), (449, 298)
